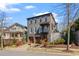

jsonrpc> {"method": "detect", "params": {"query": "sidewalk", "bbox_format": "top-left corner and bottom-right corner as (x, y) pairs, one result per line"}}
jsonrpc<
(28, 47), (79, 56)
(1, 44), (79, 56)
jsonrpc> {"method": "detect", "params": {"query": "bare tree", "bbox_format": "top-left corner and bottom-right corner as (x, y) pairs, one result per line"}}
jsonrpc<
(0, 10), (6, 50)
(51, 3), (79, 51)
(66, 3), (79, 51)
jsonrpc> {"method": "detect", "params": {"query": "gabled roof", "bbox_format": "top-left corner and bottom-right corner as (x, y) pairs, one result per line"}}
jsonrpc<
(27, 13), (52, 20)
(5, 23), (27, 31)
(27, 13), (57, 24)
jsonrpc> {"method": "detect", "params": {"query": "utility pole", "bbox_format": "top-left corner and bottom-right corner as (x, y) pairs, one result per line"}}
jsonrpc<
(66, 3), (70, 51)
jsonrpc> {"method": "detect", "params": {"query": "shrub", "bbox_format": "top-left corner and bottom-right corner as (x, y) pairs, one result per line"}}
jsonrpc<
(11, 45), (16, 48)
(40, 39), (48, 47)
(49, 38), (65, 45)
(48, 41), (54, 45)
(59, 38), (65, 44)
(16, 40), (23, 46)
(13, 39), (16, 45)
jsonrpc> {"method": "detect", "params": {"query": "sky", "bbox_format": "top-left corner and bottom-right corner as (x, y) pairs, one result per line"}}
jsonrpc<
(0, 3), (79, 32)
(0, 3), (62, 25)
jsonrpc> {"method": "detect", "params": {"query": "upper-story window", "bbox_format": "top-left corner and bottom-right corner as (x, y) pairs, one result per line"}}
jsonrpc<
(35, 19), (37, 23)
(45, 17), (47, 22)
(30, 20), (32, 24)
(40, 19), (42, 22)
(3, 33), (6, 36)
(44, 26), (48, 32)
(39, 26), (42, 33)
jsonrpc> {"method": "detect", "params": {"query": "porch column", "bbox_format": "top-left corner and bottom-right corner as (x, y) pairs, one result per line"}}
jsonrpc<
(18, 33), (20, 40)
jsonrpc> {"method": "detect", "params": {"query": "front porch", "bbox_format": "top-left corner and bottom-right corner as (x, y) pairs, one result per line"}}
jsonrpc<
(28, 34), (48, 46)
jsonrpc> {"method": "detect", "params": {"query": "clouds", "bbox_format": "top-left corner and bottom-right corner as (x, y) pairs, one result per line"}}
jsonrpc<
(0, 3), (36, 13)
(33, 12), (58, 17)
(33, 12), (49, 16)
(7, 8), (21, 12)
(6, 16), (13, 20)
(0, 3), (21, 13)
(25, 5), (35, 9)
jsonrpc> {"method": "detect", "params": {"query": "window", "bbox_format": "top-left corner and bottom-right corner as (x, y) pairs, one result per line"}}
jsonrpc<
(45, 17), (47, 22)
(3, 33), (6, 36)
(11, 33), (14, 37)
(28, 21), (30, 24)
(15, 34), (18, 37)
(39, 27), (42, 33)
(11, 33), (18, 37)
(30, 20), (32, 24)
(44, 26), (48, 32)
(35, 19), (37, 23)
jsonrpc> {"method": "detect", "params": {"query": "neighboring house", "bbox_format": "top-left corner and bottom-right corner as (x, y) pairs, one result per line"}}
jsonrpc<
(1, 23), (27, 45)
(27, 13), (60, 44)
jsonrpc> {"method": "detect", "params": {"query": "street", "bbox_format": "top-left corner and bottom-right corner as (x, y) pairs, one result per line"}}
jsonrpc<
(0, 44), (68, 56)
(0, 44), (79, 56)
(0, 44), (53, 56)
(0, 50), (53, 56)
(0, 49), (71, 56)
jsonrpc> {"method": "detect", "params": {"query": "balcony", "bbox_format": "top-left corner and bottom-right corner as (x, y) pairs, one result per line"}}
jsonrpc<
(39, 27), (49, 34)
(40, 22), (50, 26)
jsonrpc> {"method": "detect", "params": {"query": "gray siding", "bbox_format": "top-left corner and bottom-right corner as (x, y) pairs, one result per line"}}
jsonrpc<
(27, 13), (58, 42)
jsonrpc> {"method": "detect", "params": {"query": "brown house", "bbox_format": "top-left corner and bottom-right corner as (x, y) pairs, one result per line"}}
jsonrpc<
(0, 23), (27, 46)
